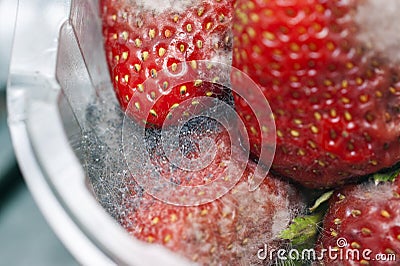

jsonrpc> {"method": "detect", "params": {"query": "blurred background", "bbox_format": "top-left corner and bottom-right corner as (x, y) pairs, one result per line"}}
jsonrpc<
(0, 0), (77, 265)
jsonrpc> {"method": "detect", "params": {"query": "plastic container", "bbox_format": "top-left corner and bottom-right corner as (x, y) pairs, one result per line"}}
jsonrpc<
(7, 0), (188, 265)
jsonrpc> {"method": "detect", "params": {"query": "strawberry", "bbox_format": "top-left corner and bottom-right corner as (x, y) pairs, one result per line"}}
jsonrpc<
(119, 120), (305, 265)
(316, 169), (400, 265)
(100, 0), (234, 127)
(231, 0), (400, 188)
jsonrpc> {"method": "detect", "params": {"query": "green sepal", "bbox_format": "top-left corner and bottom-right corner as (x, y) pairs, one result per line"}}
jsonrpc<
(309, 191), (333, 213)
(373, 168), (400, 184)
(279, 212), (323, 246)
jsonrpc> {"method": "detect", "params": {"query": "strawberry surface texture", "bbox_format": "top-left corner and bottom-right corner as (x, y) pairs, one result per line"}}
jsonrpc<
(119, 123), (305, 265)
(100, 0), (234, 127)
(316, 172), (400, 265)
(232, 0), (400, 188)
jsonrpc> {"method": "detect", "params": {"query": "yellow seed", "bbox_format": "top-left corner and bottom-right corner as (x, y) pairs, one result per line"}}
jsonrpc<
(247, 27), (256, 38)
(359, 94), (369, 103)
(290, 43), (300, 52)
(171, 63), (178, 72)
(134, 64), (141, 72)
(151, 217), (159, 225)
(327, 42), (335, 51)
(150, 69), (157, 78)
(308, 140), (317, 149)
(206, 22), (212, 30)
(330, 229), (338, 237)
(277, 130), (284, 138)
(179, 44), (185, 52)
(297, 149), (306, 156)
(334, 218), (341, 225)
(111, 14), (117, 21)
(197, 40), (203, 49)
(147, 236), (155, 243)
(142, 51), (149, 61)
(135, 38), (142, 47)
(180, 85), (187, 95)
(186, 24), (192, 32)
(324, 79), (333, 86)
(137, 84), (144, 93)
(112, 33), (118, 40)
(161, 81), (168, 90)
(121, 31), (128, 40)
(250, 126), (258, 135)
(158, 47), (166, 57)
(150, 109), (158, 117)
(164, 234), (172, 243)
(369, 160), (378, 166)
(194, 80), (203, 86)
(313, 112), (322, 121)
(121, 51), (129, 60)
(351, 210), (361, 217)
(360, 260), (370, 265)
(201, 209), (208, 216)
(164, 29), (171, 38)
(346, 62), (354, 69)
(356, 77), (363, 85)
(344, 111), (352, 121)
(263, 31), (275, 41)
(210, 246), (216, 254)
(381, 210), (391, 218)
(198, 7), (204, 16)
(262, 126), (268, 132)
(115, 55), (120, 62)
(361, 228), (371, 235)
(385, 248), (395, 254)
(149, 29), (156, 39)
(293, 119), (302, 125)
(124, 74), (129, 82)
(341, 97), (350, 104)
(187, 61), (196, 70)
(206, 91), (213, 97)
(171, 103), (179, 109)
(351, 242), (361, 249)
(311, 125), (319, 134)
(115, 75), (119, 82)
(290, 130), (300, 137)
(173, 14), (179, 22)
(330, 109), (337, 117)
(308, 43), (317, 51)
(250, 13), (260, 22)
(170, 214), (177, 222)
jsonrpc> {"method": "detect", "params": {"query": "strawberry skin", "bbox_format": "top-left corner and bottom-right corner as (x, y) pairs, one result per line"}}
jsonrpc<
(316, 172), (400, 265)
(100, 0), (234, 127)
(119, 122), (305, 265)
(232, 0), (400, 188)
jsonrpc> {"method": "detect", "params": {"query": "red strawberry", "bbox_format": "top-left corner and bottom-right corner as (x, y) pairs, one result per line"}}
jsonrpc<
(119, 121), (305, 265)
(100, 0), (234, 127)
(316, 170), (400, 265)
(231, 0), (400, 188)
